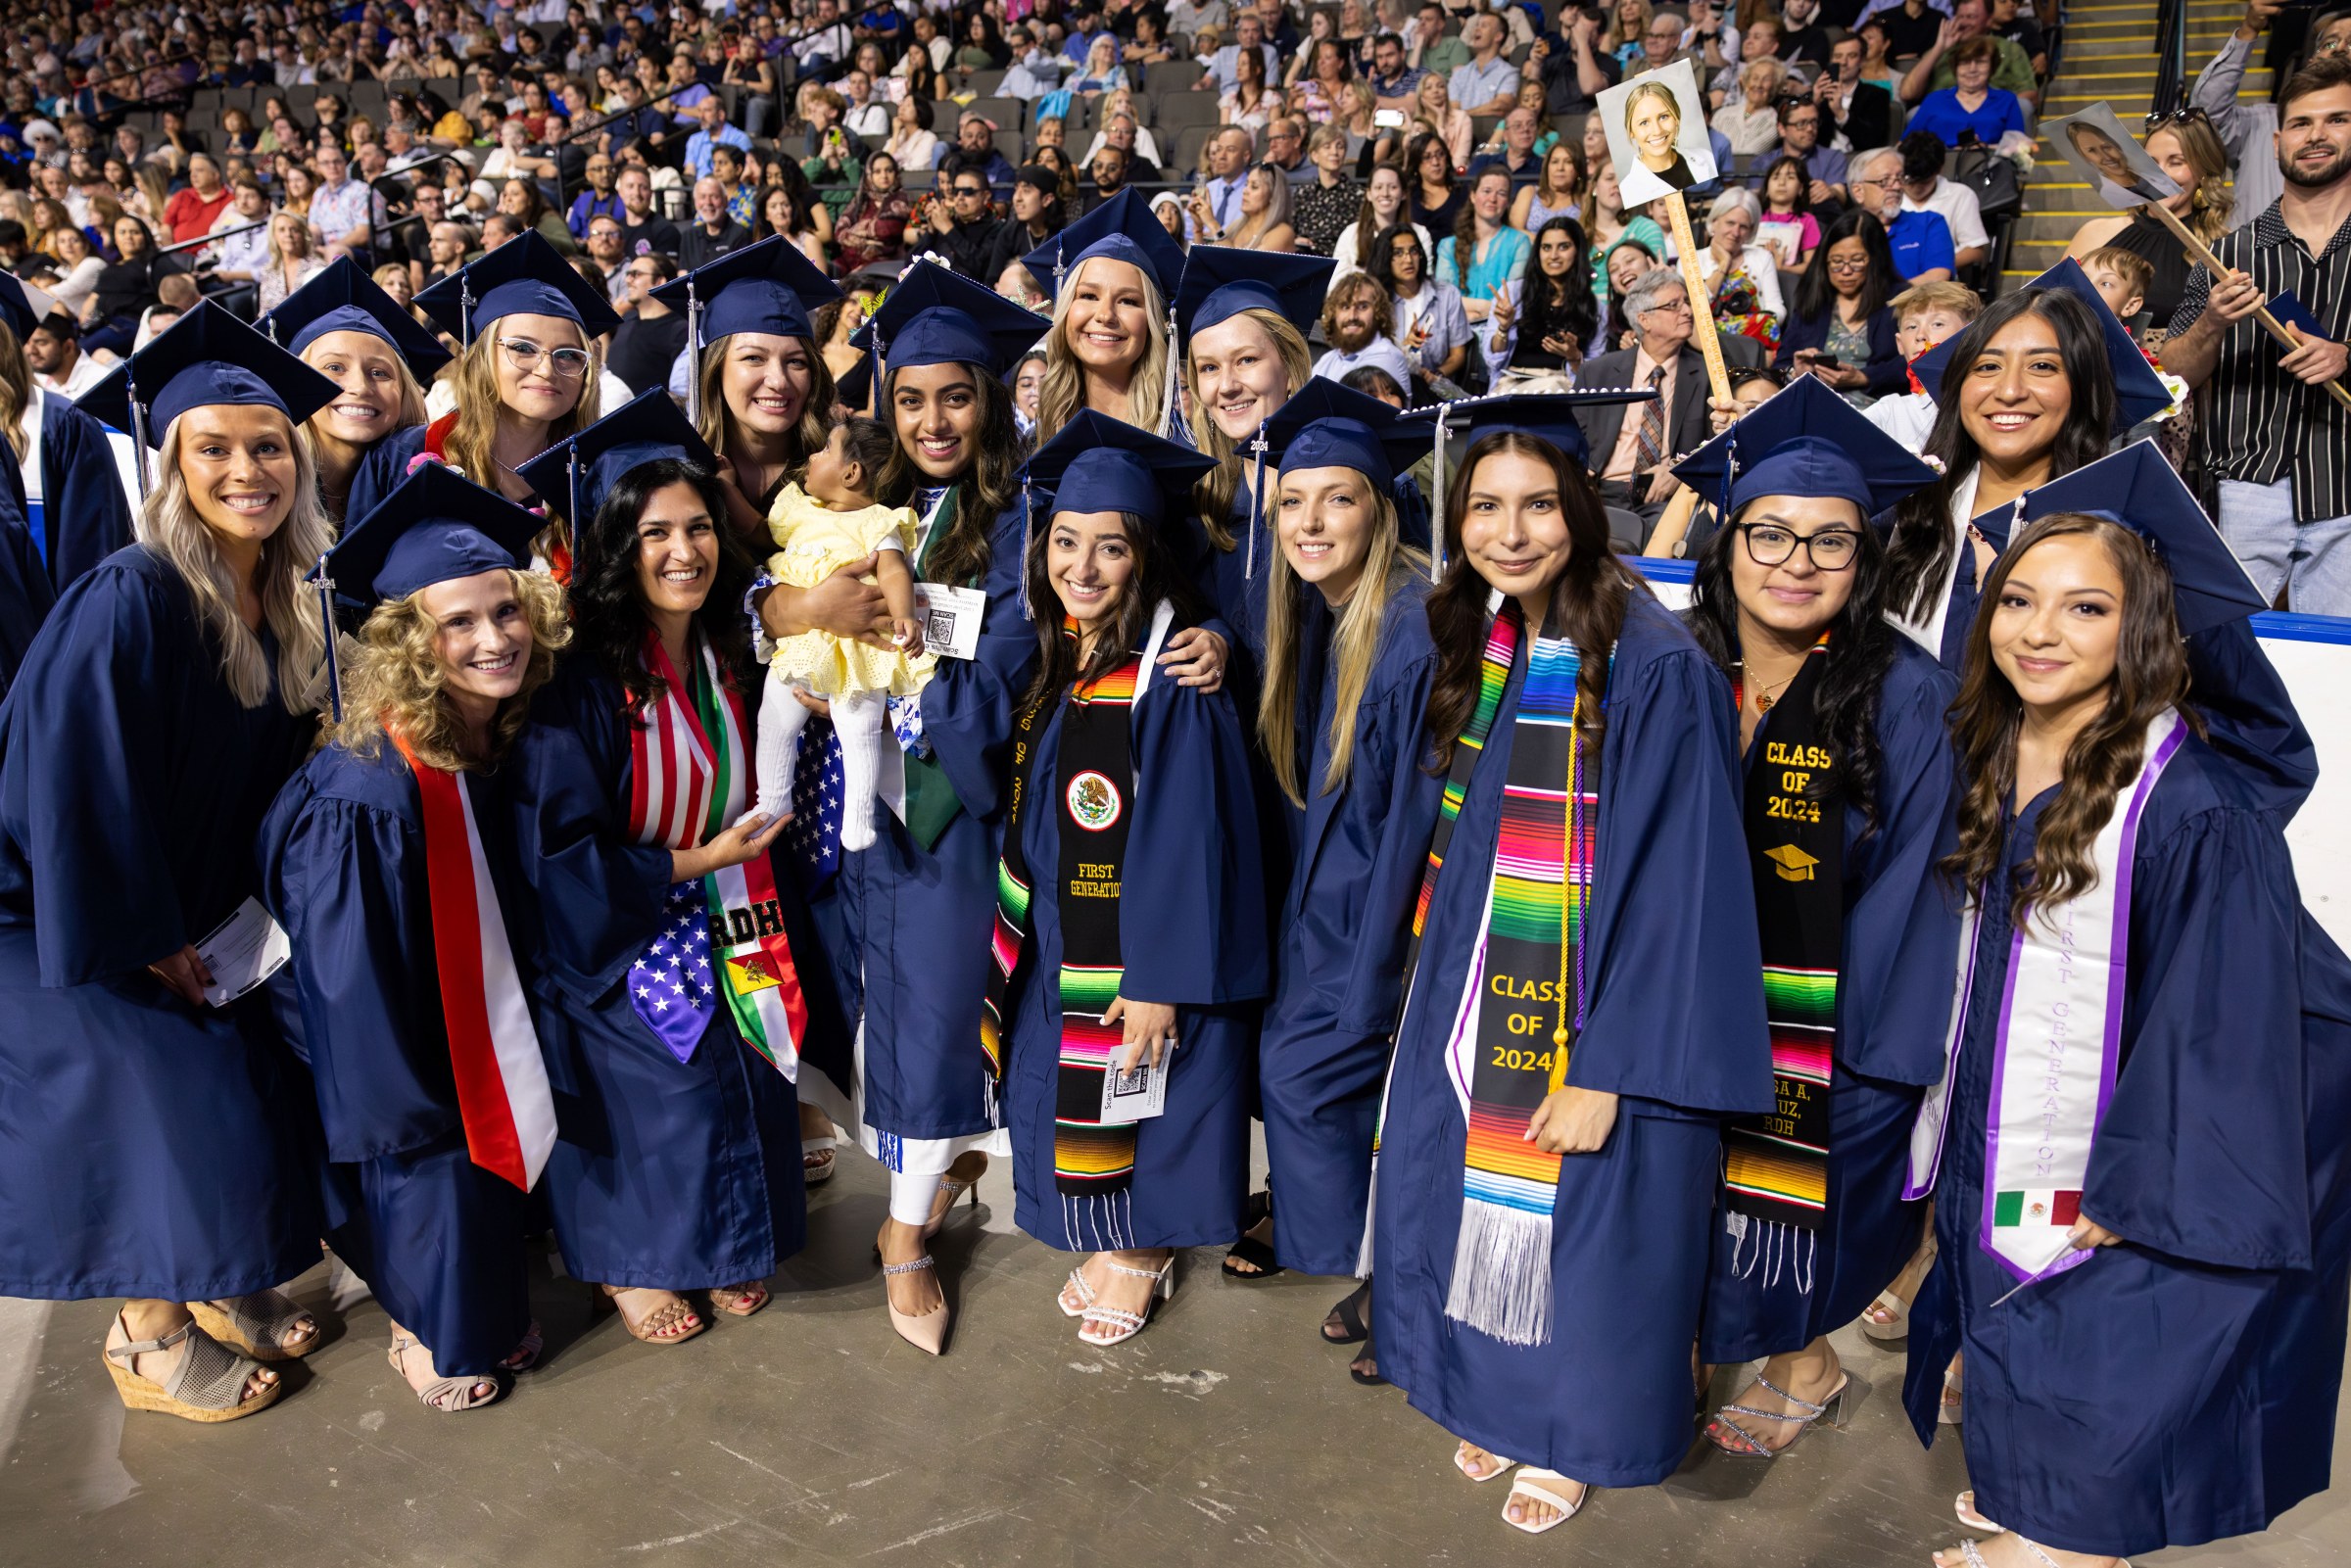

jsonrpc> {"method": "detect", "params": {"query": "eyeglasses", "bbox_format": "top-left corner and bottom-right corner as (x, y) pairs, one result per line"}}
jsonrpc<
(952, 183), (986, 198)
(2142, 105), (2213, 128)
(1640, 297), (1694, 316)
(498, 337), (592, 377)
(1826, 253), (1872, 273)
(1739, 523), (1862, 570)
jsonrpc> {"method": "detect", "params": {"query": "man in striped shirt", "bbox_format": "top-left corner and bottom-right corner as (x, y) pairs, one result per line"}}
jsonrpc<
(2167, 54), (2351, 614)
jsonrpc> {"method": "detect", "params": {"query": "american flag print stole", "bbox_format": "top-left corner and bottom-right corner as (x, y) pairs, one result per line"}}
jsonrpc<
(1721, 638), (1843, 1274)
(629, 631), (810, 1078)
(984, 611), (1163, 1246)
(390, 731), (557, 1191)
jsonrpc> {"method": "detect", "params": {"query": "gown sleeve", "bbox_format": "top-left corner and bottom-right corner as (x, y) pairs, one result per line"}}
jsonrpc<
(919, 504), (1039, 821)
(509, 667), (675, 1003)
(0, 449), (52, 696)
(42, 402), (136, 590)
(1567, 643), (1775, 1115)
(260, 773), (462, 1162)
(1118, 674), (1270, 1008)
(5, 564), (192, 985)
(1322, 637), (1445, 1038)
(343, 424), (430, 532)
(1835, 657), (1966, 1086)
(2083, 802), (2315, 1271)
(2185, 618), (2318, 826)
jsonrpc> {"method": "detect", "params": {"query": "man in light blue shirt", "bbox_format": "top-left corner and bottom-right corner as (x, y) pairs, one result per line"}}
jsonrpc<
(1448, 15), (1522, 116)
(1197, 15), (1280, 94)
(683, 95), (751, 180)
(1185, 126), (1254, 243)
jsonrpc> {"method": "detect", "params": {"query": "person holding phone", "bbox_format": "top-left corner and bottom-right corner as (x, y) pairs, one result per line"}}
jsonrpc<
(1775, 210), (1907, 405)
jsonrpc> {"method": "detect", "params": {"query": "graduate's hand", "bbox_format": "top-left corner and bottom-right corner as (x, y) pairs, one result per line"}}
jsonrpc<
(1525, 1085), (1617, 1154)
(2066, 1215), (2127, 1251)
(147, 944), (214, 1006)
(676, 809), (791, 881)
(1158, 627), (1226, 690)
(1104, 996), (1178, 1070)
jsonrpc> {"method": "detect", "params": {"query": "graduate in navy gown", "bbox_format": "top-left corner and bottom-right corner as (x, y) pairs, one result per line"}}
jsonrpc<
(1884, 267), (2168, 675)
(346, 232), (618, 539)
(989, 412), (1269, 1348)
(0, 273), (135, 690)
(0, 306), (339, 1422)
(1244, 385), (1445, 1356)
(1662, 379), (1964, 1455)
(509, 395), (810, 1348)
(1902, 446), (2351, 1567)
(1369, 395), (1773, 1534)
(261, 467), (565, 1411)
(258, 257), (451, 528)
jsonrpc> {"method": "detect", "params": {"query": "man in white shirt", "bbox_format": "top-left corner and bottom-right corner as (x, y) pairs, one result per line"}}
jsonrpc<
(1313, 273), (1416, 390)
(24, 312), (105, 398)
(1896, 134), (1991, 272)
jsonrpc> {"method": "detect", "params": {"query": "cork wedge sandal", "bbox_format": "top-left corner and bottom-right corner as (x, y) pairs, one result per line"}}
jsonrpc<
(103, 1311), (281, 1423)
(189, 1289), (318, 1361)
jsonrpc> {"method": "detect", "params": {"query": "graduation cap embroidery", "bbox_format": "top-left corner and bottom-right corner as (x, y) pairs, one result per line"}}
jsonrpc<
(1764, 843), (1819, 882)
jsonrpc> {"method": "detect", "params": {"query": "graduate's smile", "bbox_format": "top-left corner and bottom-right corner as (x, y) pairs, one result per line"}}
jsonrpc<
(1988, 532), (2125, 720)
(1276, 466), (1378, 606)
(723, 333), (814, 437)
(890, 364), (983, 482)
(422, 569), (536, 717)
(178, 404), (303, 544)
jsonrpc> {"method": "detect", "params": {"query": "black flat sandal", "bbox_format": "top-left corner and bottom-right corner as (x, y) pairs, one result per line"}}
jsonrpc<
(1322, 1281), (1371, 1345)
(1349, 1334), (1386, 1387)
(1221, 1190), (1283, 1281)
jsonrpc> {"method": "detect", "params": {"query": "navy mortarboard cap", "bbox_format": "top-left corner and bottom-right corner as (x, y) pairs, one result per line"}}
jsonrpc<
(1402, 389), (1660, 580)
(327, 462), (544, 609)
(0, 272), (58, 340)
(848, 257), (1048, 389)
(412, 229), (622, 347)
(649, 232), (844, 353)
(1672, 375), (1939, 523)
(513, 387), (719, 533)
(1267, 379), (1428, 490)
(1912, 259), (2174, 430)
(2016, 442), (2267, 636)
(1173, 245), (1336, 344)
(259, 255), (453, 380)
(77, 301), (340, 489)
(1021, 187), (1185, 305)
(1024, 409), (1217, 527)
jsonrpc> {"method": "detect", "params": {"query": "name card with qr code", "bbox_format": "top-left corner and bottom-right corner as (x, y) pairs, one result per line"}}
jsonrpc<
(1099, 1051), (1173, 1122)
(914, 583), (985, 660)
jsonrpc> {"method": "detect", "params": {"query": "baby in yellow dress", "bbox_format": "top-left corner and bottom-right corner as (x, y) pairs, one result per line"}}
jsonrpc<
(754, 417), (934, 850)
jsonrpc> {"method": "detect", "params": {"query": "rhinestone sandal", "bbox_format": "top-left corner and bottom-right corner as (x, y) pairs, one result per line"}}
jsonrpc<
(188, 1289), (318, 1360)
(923, 1159), (985, 1241)
(103, 1311), (281, 1423)
(389, 1333), (504, 1413)
(883, 1254), (948, 1354)
(1704, 1371), (1850, 1457)
(1077, 1256), (1176, 1348)
(1944, 1539), (2128, 1568)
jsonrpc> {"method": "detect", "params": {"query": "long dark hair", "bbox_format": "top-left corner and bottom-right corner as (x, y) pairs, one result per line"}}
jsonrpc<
(1521, 215), (1600, 360)
(1020, 508), (1208, 707)
(1425, 432), (1642, 776)
(1942, 513), (2200, 929)
(875, 360), (1026, 590)
(570, 457), (758, 715)
(1684, 498), (1900, 835)
(1407, 130), (1455, 208)
(1885, 288), (2118, 623)
(1370, 221), (1428, 299)
(1793, 208), (1897, 323)
(1449, 165), (1510, 289)
(1759, 154), (1811, 217)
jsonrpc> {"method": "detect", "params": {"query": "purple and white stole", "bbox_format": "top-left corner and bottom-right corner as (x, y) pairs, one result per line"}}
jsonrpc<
(1905, 709), (2187, 1285)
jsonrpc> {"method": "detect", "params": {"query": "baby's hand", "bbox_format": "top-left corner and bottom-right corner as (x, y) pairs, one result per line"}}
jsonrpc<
(892, 617), (926, 656)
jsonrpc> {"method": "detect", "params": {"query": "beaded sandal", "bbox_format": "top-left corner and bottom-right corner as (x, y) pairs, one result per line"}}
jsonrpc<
(883, 1254), (947, 1354)
(1704, 1371), (1850, 1457)
(1078, 1256), (1176, 1348)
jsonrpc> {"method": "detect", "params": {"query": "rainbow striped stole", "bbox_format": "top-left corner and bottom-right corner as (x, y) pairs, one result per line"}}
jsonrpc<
(1440, 611), (1598, 1348)
(1721, 638), (1842, 1249)
(1399, 606), (1517, 996)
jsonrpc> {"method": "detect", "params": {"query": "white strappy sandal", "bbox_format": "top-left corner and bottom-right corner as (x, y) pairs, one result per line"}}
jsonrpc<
(1453, 1442), (1516, 1482)
(1078, 1256), (1176, 1347)
(1502, 1468), (1588, 1535)
(1943, 1538), (2127, 1568)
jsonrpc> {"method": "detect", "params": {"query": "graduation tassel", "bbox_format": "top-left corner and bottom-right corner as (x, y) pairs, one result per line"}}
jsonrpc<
(683, 276), (702, 428)
(1427, 402), (1452, 583)
(459, 275), (474, 350)
(1018, 475), (1033, 619)
(1243, 423), (1269, 580)
(566, 447), (582, 546)
(870, 326), (887, 420)
(311, 552), (342, 724)
(1157, 305), (1176, 439)
(126, 370), (151, 494)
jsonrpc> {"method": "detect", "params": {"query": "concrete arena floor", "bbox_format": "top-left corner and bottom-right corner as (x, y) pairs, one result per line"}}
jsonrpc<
(1, 1147), (2344, 1568)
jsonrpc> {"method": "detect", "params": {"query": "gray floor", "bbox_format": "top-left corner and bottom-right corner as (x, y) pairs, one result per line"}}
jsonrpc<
(2, 1150), (2344, 1567)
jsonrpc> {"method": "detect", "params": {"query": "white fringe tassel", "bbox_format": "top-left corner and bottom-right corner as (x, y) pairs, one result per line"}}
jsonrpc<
(1442, 1201), (1554, 1347)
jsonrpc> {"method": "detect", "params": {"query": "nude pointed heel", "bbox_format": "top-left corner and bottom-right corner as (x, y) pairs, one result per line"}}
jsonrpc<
(884, 1255), (949, 1354)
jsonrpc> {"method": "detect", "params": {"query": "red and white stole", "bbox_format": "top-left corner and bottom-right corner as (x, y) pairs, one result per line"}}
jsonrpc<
(629, 631), (810, 1078)
(391, 730), (558, 1191)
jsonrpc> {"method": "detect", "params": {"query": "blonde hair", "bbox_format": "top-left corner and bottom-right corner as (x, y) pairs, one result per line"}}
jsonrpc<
(1036, 254), (1173, 444)
(300, 333), (429, 437)
(0, 319), (33, 464)
(137, 412), (334, 713)
(442, 325), (601, 495)
(1258, 469), (1424, 805)
(330, 567), (570, 771)
(1182, 306), (1311, 550)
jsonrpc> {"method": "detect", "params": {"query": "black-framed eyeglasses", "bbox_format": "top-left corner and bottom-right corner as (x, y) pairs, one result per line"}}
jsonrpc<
(2142, 105), (2213, 129)
(952, 183), (986, 197)
(1739, 522), (1863, 570)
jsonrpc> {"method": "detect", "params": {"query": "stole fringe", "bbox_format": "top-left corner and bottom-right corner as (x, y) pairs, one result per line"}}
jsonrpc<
(1443, 1200), (1554, 1347)
(1355, 1154), (1379, 1279)
(1061, 1189), (1136, 1254)
(1728, 1214), (1817, 1296)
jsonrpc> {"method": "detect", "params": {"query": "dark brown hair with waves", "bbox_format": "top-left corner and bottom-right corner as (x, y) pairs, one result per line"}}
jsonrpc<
(1942, 512), (2202, 930)
(1424, 431), (1643, 776)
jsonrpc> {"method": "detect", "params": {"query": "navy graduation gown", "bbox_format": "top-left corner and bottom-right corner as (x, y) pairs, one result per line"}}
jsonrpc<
(1901, 737), (2349, 1557)
(1699, 639), (1962, 1361)
(838, 500), (1038, 1149)
(38, 395), (138, 592)
(1371, 592), (1773, 1485)
(0, 434), (50, 696)
(1259, 576), (1445, 1275)
(260, 743), (533, 1376)
(0, 547), (321, 1300)
(1002, 639), (1271, 1251)
(509, 658), (809, 1288)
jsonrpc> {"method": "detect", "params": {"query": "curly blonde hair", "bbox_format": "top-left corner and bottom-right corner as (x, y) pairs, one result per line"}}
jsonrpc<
(138, 412), (334, 713)
(330, 567), (571, 772)
(1035, 254), (1173, 444)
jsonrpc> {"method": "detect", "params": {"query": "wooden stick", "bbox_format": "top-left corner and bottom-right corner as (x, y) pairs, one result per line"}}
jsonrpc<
(1662, 190), (1733, 404)
(2143, 200), (2351, 413)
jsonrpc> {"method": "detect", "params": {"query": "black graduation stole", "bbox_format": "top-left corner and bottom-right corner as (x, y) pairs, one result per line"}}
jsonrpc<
(1720, 638), (1843, 1233)
(983, 622), (1146, 1201)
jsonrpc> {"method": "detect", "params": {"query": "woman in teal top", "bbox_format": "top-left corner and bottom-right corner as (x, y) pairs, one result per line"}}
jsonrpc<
(1435, 166), (1531, 330)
